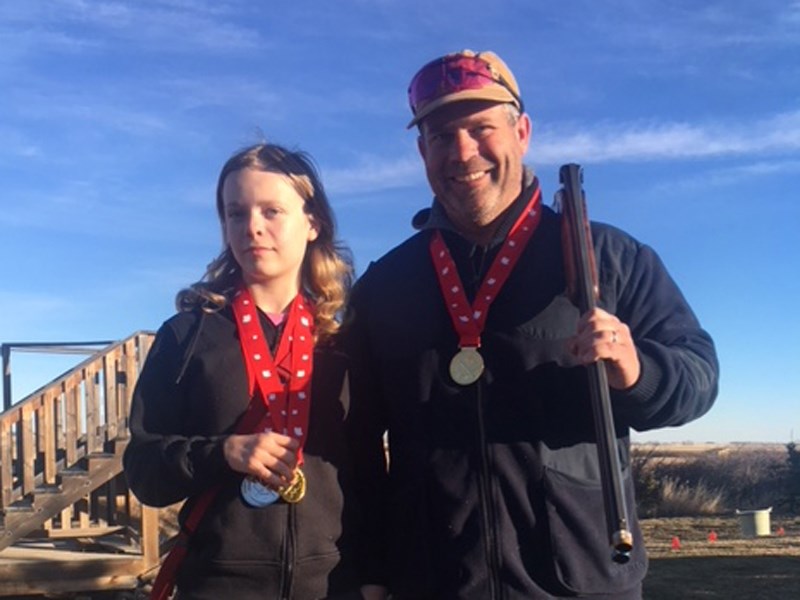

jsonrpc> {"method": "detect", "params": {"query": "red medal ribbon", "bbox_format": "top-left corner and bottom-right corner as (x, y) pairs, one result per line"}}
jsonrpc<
(231, 288), (314, 464)
(430, 185), (543, 350)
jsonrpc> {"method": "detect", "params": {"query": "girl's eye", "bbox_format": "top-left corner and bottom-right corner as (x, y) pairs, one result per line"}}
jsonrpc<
(262, 207), (280, 218)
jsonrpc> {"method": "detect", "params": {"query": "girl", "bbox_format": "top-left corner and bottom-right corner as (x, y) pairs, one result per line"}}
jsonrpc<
(124, 143), (387, 599)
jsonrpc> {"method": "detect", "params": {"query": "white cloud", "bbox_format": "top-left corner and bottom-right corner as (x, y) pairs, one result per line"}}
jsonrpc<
(657, 159), (800, 193)
(316, 110), (800, 196)
(531, 110), (800, 165)
(323, 155), (424, 197)
(0, 0), (264, 55)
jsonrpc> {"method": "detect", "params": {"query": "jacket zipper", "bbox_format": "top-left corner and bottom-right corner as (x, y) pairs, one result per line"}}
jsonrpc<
(280, 505), (296, 600)
(475, 382), (504, 599)
(469, 244), (504, 599)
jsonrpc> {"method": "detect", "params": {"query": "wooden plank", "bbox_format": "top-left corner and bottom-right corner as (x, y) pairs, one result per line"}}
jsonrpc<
(140, 504), (161, 572)
(139, 334), (154, 370)
(27, 524), (127, 539)
(59, 506), (73, 533)
(55, 386), (66, 461)
(65, 377), (80, 465)
(84, 364), (101, 453)
(78, 496), (90, 529)
(35, 393), (47, 459)
(119, 339), (136, 436)
(20, 403), (35, 495)
(0, 545), (141, 597)
(104, 348), (119, 440)
(0, 416), (14, 508)
(43, 389), (57, 485)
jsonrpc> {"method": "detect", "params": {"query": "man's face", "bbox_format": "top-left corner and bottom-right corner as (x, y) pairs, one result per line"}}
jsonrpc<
(418, 100), (531, 243)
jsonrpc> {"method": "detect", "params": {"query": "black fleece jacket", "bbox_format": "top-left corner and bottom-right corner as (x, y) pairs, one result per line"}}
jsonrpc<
(344, 178), (719, 599)
(124, 306), (387, 600)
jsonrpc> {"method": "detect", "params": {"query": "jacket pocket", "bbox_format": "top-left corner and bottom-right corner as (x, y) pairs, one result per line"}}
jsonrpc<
(542, 465), (648, 594)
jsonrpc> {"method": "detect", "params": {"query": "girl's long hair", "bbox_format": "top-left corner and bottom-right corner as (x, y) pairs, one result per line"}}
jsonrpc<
(176, 143), (354, 343)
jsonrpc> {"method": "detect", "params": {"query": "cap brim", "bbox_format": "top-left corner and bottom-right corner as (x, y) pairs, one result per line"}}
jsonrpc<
(407, 87), (519, 129)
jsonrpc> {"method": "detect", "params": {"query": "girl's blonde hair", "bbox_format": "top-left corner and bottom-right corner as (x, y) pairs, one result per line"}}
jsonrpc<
(176, 143), (353, 343)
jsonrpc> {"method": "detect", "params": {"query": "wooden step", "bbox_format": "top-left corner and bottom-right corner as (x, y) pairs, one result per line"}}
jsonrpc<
(0, 452), (125, 550)
(0, 541), (144, 597)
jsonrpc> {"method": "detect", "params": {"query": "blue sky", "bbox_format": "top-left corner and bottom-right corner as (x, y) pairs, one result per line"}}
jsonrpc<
(1, 0), (798, 443)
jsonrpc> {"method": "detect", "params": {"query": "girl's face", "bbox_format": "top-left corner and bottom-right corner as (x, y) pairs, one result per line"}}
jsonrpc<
(222, 168), (318, 291)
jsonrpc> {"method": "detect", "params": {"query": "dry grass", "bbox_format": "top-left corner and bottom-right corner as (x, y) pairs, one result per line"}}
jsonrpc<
(632, 442), (790, 517)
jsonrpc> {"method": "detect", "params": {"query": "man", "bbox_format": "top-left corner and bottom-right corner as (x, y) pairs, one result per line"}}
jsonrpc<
(346, 50), (719, 599)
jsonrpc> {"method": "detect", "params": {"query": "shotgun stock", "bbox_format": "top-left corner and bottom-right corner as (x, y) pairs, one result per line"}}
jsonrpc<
(556, 163), (633, 564)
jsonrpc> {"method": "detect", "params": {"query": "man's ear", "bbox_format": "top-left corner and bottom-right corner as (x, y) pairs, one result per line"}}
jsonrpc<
(516, 113), (532, 153)
(417, 134), (427, 160)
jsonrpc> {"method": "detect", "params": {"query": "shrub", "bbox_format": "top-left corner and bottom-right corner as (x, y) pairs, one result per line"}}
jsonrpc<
(782, 441), (800, 513)
(632, 444), (786, 518)
(655, 477), (725, 517)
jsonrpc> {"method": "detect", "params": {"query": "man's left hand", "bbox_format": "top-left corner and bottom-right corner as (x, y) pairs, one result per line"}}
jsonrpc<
(570, 307), (641, 390)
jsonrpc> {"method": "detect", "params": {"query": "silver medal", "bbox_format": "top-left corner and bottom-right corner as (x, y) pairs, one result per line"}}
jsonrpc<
(449, 347), (485, 386)
(241, 477), (280, 507)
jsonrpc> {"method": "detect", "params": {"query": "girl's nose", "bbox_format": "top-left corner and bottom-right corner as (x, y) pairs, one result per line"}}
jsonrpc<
(246, 212), (263, 238)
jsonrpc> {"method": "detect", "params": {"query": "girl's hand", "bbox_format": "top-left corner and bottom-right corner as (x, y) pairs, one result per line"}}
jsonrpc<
(223, 431), (299, 489)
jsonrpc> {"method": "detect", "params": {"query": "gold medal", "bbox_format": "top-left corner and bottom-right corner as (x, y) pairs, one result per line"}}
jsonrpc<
(449, 347), (484, 386)
(279, 468), (306, 504)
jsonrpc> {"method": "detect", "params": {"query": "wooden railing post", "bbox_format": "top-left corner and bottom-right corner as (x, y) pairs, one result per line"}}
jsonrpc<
(140, 504), (161, 572)
(0, 417), (13, 508)
(2, 343), (10, 411)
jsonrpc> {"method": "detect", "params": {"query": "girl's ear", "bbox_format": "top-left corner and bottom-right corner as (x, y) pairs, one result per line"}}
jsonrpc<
(307, 216), (320, 242)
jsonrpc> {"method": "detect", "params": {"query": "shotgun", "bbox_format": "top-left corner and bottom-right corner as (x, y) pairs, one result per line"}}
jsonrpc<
(556, 163), (633, 564)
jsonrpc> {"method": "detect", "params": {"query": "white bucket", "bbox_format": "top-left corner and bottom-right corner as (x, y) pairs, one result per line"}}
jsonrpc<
(736, 506), (772, 537)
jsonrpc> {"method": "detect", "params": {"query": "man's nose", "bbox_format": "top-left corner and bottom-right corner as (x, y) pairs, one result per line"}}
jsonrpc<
(449, 130), (479, 162)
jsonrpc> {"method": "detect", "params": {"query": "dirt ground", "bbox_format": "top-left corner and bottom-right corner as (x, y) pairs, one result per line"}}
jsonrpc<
(642, 515), (800, 599)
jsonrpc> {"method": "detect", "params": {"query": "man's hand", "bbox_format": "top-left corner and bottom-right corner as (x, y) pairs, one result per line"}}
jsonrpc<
(360, 584), (388, 600)
(570, 307), (641, 390)
(223, 431), (299, 489)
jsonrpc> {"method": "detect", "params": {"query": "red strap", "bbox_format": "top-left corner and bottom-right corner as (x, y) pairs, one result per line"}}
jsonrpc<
(150, 393), (269, 599)
(231, 288), (315, 465)
(429, 185), (542, 350)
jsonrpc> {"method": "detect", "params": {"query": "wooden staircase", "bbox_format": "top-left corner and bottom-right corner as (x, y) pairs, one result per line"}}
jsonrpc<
(0, 332), (163, 597)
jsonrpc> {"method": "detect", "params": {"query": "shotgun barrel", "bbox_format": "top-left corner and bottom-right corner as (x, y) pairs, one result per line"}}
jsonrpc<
(557, 163), (633, 564)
